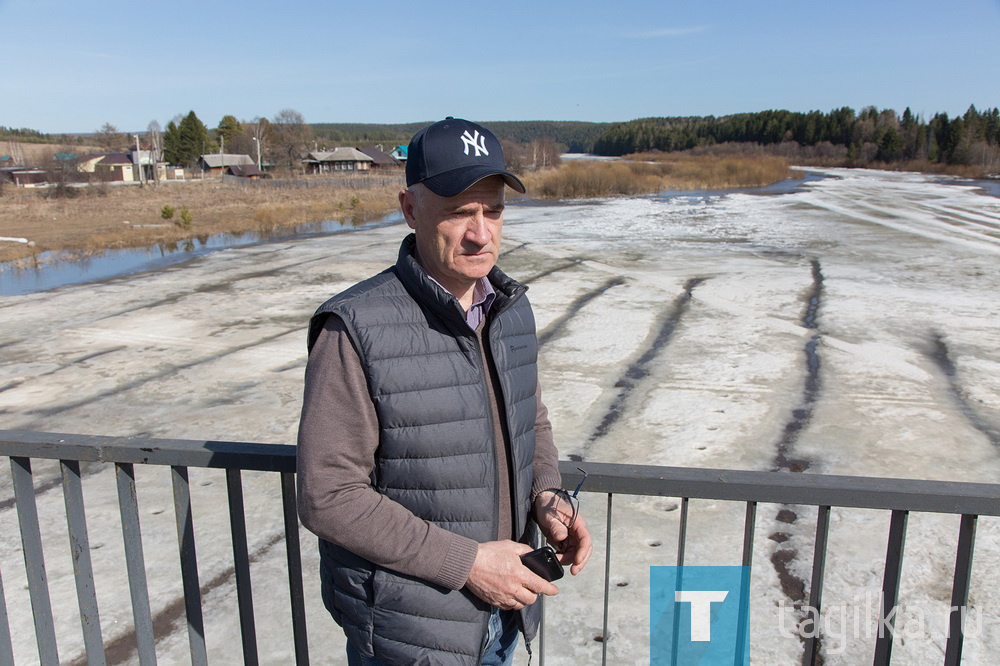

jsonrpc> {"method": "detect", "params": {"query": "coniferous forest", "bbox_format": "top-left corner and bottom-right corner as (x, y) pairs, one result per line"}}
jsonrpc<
(592, 106), (1000, 169)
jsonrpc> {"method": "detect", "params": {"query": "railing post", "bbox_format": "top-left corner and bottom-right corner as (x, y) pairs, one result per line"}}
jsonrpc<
(10, 456), (59, 665)
(736, 501), (757, 661)
(873, 509), (908, 665)
(602, 493), (613, 666)
(226, 469), (258, 666)
(944, 514), (978, 666)
(281, 471), (309, 665)
(0, 570), (16, 665)
(116, 462), (157, 665)
(803, 505), (831, 666)
(538, 595), (545, 666)
(61, 459), (106, 665)
(172, 465), (207, 666)
(670, 497), (690, 666)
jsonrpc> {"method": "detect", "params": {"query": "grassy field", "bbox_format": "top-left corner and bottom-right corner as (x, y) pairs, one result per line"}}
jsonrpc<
(1, 154), (798, 267)
(521, 155), (796, 199)
(0, 179), (402, 265)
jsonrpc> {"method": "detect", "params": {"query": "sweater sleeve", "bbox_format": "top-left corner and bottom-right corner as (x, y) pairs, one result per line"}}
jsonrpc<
(531, 382), (564, 499)
(296, 315), (479, 590)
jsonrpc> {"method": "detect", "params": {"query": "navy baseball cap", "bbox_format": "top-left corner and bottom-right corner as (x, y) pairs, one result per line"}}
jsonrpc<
(405, 118), (525, 197)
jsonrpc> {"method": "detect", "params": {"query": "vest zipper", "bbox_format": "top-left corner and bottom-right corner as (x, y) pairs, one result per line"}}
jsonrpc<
(475, 281), (528, 661)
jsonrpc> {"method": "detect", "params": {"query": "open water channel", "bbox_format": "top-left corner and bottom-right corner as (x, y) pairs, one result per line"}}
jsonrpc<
(2, 168), (999, 663)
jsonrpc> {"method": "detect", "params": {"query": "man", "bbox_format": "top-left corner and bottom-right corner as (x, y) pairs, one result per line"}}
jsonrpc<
(297, 118), (592, 666)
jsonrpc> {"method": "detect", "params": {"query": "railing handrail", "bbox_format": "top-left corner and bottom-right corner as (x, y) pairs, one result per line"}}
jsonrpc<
(3, 429), (997, 515)
(0, 429), (298, 472)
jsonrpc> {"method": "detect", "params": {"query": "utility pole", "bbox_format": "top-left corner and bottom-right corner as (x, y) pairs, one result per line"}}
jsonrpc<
(134, 134), (145, 186)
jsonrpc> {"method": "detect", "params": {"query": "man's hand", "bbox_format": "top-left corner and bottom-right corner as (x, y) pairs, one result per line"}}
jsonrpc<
(465, 540), (560, 610)
(534, 490), (593, 575)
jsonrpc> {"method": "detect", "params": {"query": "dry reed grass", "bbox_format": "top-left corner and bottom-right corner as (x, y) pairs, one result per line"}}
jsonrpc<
(520, 155), (795, 199)
(2, 156), (798, 266)
(0, 180), (401, 265)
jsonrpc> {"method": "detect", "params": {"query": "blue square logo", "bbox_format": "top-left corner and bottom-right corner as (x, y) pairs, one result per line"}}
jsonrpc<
(650, 566), (750, 665)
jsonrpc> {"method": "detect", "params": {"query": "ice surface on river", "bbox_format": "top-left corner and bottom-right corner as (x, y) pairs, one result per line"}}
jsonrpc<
(2, 169), (999, 664)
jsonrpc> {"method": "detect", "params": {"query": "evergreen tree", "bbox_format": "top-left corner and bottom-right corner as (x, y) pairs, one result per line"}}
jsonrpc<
(163, 111), (216, 167)
(216, 115), (243, 152)
(163, 120), (181, 165)
(944, 117), (966, 164)
(901, 107), (915, 129)
(877, 127), (904, 162)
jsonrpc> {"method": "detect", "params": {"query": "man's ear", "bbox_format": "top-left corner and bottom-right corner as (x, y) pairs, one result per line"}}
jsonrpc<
(399, 189), (418, 230)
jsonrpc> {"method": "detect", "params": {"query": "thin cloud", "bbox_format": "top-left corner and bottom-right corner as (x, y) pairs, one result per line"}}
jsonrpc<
(76, 51), (119, 59)
(628, 26), (708, 38)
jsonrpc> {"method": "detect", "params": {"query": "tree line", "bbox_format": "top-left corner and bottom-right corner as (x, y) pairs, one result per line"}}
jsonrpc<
(592, 106), (1000, 168)
(8, 107), (999, 174)
(75, 109), (315, 175)
(309, 121), (611, 154)
(0, 126), (52, 143)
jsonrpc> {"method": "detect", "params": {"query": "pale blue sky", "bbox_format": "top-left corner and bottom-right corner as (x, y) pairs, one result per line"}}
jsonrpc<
(2, 0), (999, 134)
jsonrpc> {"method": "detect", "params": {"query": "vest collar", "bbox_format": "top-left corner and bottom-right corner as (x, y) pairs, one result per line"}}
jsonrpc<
(395, 234), (526, 323)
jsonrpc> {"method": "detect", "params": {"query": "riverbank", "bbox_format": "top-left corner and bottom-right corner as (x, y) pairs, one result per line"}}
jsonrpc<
(1, 159), (795, 267)
(520, 155), (796, 198)
(0, 179), (403, 265)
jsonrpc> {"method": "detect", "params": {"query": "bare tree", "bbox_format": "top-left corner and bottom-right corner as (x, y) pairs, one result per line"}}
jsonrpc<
(8, 139), (26, 166)
(147, 120), (163, 163)
(145, 120), (163, 184)
(250, 117), (269, 170)
(269, 109), (311, 175)
(95, 122), (127, 152)
(228, 117), (264, 164)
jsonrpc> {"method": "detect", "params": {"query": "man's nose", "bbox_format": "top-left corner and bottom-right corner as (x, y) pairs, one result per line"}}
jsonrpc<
(465, 209), (491, 243)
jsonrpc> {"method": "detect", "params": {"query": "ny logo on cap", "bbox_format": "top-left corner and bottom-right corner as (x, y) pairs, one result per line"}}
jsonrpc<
(461, 130), (489, 157)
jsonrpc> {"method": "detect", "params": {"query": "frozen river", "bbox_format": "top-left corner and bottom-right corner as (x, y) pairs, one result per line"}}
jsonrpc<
(2, 168), (999, 663)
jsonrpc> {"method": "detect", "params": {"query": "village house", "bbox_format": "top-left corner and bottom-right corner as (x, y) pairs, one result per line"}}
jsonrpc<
(0, 169), (48, 187)
(225, 164), (266, 178)
(75, 150), (171, 183)
(76, 152), (135, 182)
(302, 148), (374, 174)
(198, 154), (256, 177)
(390, 144), (408, 162)
(357, 146), (403, 170)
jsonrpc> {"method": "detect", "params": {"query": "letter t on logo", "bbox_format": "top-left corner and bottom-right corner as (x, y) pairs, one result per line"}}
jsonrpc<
(675, 590), (729, 641)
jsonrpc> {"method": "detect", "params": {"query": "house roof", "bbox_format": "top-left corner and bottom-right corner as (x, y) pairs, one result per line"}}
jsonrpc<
(357, 146), (402, 166)
(98, 152), (133, 165)
(227, 164), (265, 177)
(305, 148), (374, 163)
(200, 153), (255, 168)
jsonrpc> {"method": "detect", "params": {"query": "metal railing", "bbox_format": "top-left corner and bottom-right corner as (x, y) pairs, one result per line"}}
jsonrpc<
(1, 429), (998, 665)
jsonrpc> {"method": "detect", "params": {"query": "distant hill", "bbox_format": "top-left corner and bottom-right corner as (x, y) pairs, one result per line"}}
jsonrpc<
(310, 121), (612, 153)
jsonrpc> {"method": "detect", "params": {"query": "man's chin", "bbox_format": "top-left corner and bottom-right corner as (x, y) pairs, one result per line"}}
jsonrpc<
(456, 256), (497, 276)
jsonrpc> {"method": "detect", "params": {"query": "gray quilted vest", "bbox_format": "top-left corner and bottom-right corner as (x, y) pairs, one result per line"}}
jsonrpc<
(307, 235), (541, 665)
